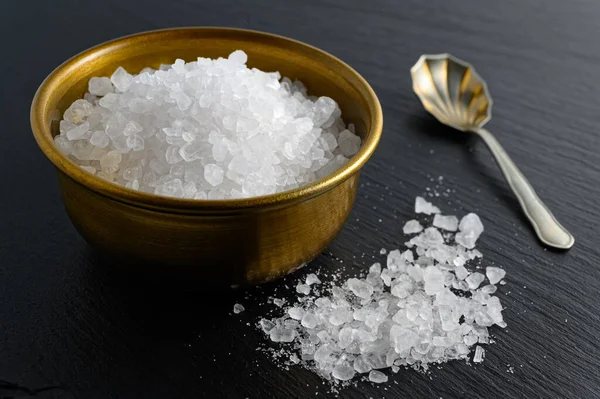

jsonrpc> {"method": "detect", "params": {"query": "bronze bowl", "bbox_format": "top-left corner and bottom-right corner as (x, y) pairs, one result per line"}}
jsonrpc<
(30, 27), (383, 287)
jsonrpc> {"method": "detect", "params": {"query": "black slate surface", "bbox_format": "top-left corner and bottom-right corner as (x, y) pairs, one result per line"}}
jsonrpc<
(1, 0), (599, 398)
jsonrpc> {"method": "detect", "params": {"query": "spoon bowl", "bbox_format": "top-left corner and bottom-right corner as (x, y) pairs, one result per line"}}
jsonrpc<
(411, 54), (491, 131)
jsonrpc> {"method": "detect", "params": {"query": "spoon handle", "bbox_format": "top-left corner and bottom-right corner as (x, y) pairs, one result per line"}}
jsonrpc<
(474, 128), (574, 249)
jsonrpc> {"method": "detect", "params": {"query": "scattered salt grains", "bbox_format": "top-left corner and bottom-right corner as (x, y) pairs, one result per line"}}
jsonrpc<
(255, 198), (506, 385)
(55, 51), (361, 199)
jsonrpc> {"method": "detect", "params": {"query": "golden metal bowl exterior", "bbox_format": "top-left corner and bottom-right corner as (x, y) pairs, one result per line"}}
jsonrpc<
(410, 54), (492, 131)
(30, 28), (383, 286)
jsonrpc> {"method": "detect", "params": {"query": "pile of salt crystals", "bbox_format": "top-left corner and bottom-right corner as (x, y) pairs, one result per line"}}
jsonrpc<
(259, 197), (506, 383)
(54, 50), (361, 199)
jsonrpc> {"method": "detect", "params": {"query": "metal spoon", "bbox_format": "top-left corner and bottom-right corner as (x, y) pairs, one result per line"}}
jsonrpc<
(410, 53), (574, 249)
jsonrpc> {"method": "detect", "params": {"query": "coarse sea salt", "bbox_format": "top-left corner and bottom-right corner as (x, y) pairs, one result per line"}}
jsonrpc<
(55, 51), (361, 200)
(257, 198), (506, 384)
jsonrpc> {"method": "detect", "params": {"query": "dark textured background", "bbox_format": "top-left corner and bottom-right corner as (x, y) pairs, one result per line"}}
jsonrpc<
(1, 0), (599, 398)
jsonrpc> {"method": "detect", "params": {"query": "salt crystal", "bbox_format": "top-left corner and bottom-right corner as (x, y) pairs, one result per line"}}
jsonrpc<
(473, 346), (485, 363)
(126, 134), (144, 151)
(415, 196), (441, 214)
(409, 227), (444, 249)
(423, 266), (444, 295)
(433, 214), (459, 231)
(314, 342), (334, 363)
(228, 50), (248, 64)
(455, 265), (470, 280)
(338, 130), (361, 157)
(403, 219), (423, 234)
(338, 327), (353, 349)
(110, 67), (133, 92)
(64, 100), (93, 124)
(486, 267), (506, 285)
(123, 166), (142, 181)
(296, 283), (311, 295)
(165, 145), (183, 164)
(353, 356), (371, 374)
(90, 131), (110, 148)
(386, 251), (401, 271)
(204, 164), (224, 187)
(306, 274), (321, 286)
(259, 319), (275, 333)
(271, 298), (285, 308)
(123, 121), (143, 136)
(313, 97), (337, 126)
(347, 278), (374, 299)
(455, 213), (484, 249)
(464, 334), (478, 346)
(465, 272), (485, 289)
(288, 307), (305, 320)
(481, 284), (497, 294)
(100, 150), (121, 170)
(330, 308), (352, 326)
(368, 370), (388, 383)
(270, 328), (296, 342)
(332, 364), (355, 381)
(369, 263), (381, 275)
(486, 296), (504, 325)
(390, 326), (419, 353)
(66, 122), (90, 141)
(54, 136), (72, 154)
(233, 303), (245, 314)
(88, 77), (114, 96)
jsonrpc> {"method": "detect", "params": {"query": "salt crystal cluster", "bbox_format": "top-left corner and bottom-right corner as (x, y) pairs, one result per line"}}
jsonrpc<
(54, 51), (361, 199)
(259, 200), (505, 383)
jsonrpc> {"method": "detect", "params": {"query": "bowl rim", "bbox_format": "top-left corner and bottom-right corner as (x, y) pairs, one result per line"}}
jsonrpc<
(30, 27), (383, 212)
